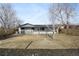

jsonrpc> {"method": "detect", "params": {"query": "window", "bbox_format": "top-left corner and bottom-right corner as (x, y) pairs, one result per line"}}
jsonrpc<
(32, 27), (34, 30)
(41, 27), (44, 31)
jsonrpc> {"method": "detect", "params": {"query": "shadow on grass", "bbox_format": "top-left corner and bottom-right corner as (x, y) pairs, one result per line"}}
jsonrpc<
(0, 48), (79, 56)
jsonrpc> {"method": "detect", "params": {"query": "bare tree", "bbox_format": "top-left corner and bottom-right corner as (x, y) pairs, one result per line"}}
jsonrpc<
(49, 3), (76, 31)
(48, 3), (76, 39)
(0, 4), (20, 32)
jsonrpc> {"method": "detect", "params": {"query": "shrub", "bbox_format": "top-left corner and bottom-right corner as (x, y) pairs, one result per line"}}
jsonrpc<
(0, 28), (6, 37)
(60, 29), (79, 36)
(0, 28), (16, 39)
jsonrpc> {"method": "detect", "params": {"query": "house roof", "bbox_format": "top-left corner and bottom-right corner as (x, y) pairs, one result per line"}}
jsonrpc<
(20, 23), (34, 27)
(19, 23), (79, 28)
(20, 23), (52, 28)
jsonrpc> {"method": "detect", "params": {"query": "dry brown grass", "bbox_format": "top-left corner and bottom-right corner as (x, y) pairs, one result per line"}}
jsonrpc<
(53, 34), (79, 48)
(0, 34), (47, 49)
(0, 34), (79, 49)
(14, 34), (47, 41)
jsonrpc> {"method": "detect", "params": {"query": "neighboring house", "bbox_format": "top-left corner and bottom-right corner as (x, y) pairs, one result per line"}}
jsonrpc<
(17, 23), (58, 34)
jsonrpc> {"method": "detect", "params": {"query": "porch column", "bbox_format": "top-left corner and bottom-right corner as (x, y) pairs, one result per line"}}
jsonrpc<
(18, 27), (21, 34)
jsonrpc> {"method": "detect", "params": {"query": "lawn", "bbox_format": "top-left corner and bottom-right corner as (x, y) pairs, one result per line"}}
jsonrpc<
(0, 34), (47, 49)
(0, 34), (79, 49)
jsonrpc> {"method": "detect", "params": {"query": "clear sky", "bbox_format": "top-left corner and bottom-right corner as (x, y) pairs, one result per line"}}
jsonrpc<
(11, 3), (79, 25)
(12, 3), (50, 25)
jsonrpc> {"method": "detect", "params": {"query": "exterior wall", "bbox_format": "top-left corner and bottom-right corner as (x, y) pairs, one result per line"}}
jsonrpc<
(33, 31), (56, 34)
(20, 29), (57, 34)
(18, 25), (58, 34)
(21, 30), (54, 34)
(21, 29), (33, 34)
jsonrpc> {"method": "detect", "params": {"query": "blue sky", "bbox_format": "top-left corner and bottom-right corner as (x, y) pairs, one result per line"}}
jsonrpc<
(12, 3), (50, 25)
(11, 3), (79, 25)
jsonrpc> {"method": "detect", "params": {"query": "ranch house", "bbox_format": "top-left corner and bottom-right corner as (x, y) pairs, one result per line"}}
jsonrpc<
(17, 23), (58, 34)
